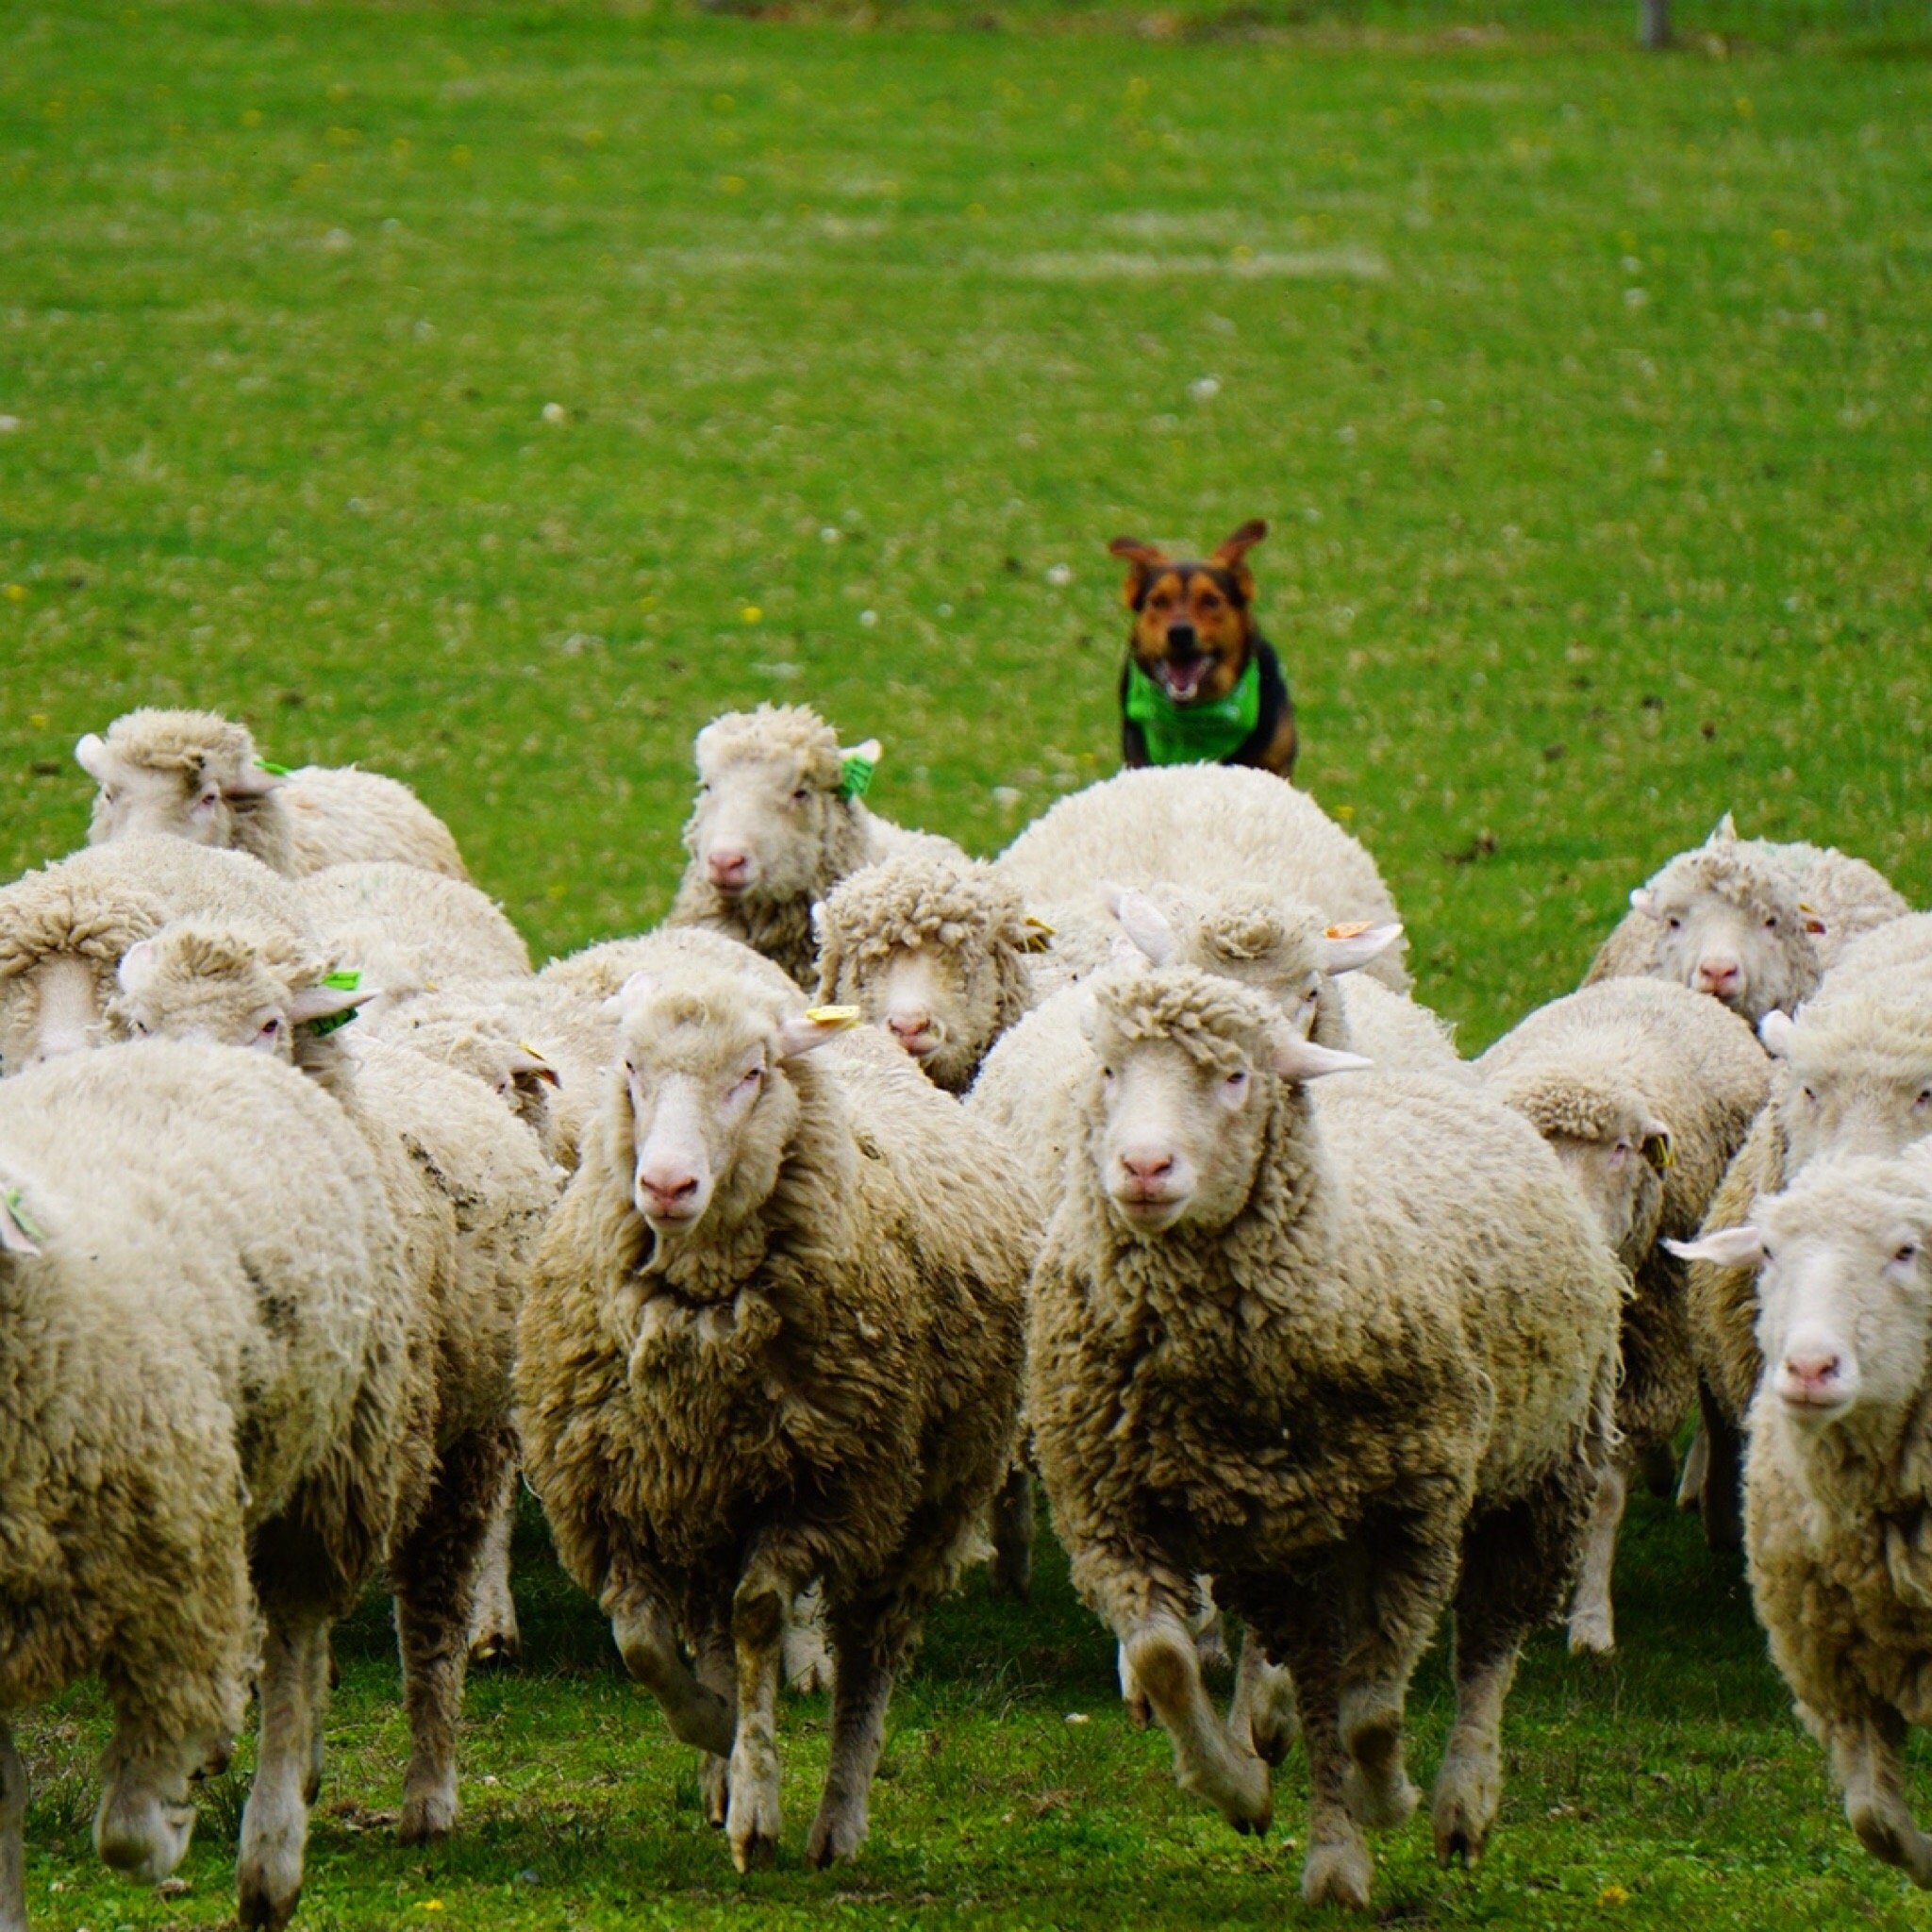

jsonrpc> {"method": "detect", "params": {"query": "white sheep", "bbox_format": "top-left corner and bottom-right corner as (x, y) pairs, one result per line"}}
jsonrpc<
(77, 708), (470, 880)
(516, 959), (1028, 1874)
(1476, 977), (1770, 1652)
(1671, 1146), (1932, 1890)
(666, 706), (965, 986)
(994, 764), (1409, 991)
(1584, 812), (1907, 1023)
(109, 918), (558, 1870)
(0, 837), (310, 1072)
(1026, 962), (1623, 1908)
(1684, 957), (1932, 1546)
(298, 861), (532, 1007)
(0, 1038), (430, 1932)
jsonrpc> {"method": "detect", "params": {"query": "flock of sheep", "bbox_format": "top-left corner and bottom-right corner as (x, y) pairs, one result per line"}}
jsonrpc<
(3, 698), (1931, 1924)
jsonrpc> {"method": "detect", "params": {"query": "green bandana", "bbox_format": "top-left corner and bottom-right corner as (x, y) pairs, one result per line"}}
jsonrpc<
(1124, 656), (1261, 766)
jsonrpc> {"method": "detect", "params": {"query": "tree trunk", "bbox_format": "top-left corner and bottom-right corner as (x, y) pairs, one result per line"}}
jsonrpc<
(1639, 0), (1671, 48)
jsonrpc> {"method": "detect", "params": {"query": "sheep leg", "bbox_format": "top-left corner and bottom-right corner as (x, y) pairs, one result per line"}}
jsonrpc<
(238, 1610), (331, 1932)
(806, 1607), (901, 1869)
(466, 1458), (523, 1666)
(1697, 1383), (1744, 1552)
(692, 1612), (738, 1827)
(394, 1426), (509, 1843)
(1229, 1624), (1297, 1767)
(1566, 1460), (1630, 1657)
(728, 1547), (809, 1872)
(1832, 1708), (1932, 1887)
(990, 1464), (1035, 1602)
(1675, 1423), (1709, 1510)
(611, 1595), (734, 1760)
(1274, 1619), (1374, 1910)
(0, 1722), (25, 1932)
(782, 1579), (833, 1696)
(1122, 1607), (1273, 1834)
(1435, 1479), (1584, 1869)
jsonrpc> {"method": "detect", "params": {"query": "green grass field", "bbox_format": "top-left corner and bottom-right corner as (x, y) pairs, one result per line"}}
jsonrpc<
(5, 0), (1932, 1924)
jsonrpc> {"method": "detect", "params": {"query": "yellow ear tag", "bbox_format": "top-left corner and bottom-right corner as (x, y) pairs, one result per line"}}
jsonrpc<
(804, 1005), (862, 1028)
(1642, 1133), (1674, 1171)
(1324, 921), (1374, 940)
(1022, 914), (1057, 954)
(516, 1041), (551, 1064)
(1797, 902), (1828, 936)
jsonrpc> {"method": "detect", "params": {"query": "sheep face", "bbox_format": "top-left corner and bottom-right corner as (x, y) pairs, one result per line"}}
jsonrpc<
(0, 956), (113, 1071)
(1627, 844), (1824, 1023)
(682, 722), (855, 907)
(1772, 1018), (1932, 1172)
(610, 971), (849, 1238)
(108, 924), (361, 1064)
(1686, 1158), (1932, 1432)
(1545, 1117), (1671, 1268)
(853, 942), (989, 1088)
(1079, 968), (1367, 1239)
(77, 723), (279, 856)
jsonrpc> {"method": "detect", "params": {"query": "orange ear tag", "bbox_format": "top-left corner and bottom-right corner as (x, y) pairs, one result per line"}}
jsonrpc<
(1324, 922), (1374, 941)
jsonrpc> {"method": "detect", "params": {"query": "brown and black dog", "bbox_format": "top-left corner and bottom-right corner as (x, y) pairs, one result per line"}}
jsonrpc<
(1108, 518), (1297, 779)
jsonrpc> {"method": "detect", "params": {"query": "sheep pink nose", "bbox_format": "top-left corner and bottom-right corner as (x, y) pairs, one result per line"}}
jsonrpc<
(639, 1169), (700, 1216)
(888, 1013), (932, 1043)
(1782, 1347), (1842, 1395)
(1121, 1153), (1174, 1190)
(1695, 957), (1742, 996)
(708, 851), (750, 890)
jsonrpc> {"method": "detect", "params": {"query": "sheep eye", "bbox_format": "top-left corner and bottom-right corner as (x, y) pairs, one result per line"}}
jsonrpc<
(1801, 1086), (1818, 1105)
(1224, 1069), (1248, 1090)
(131, 1018), (151, 1037)
(1763, 915), (1778, 932)
(791, 788), (810, 806)
(1665, 915), (1683, 932)
(259, 1018), (280, 1038)
(1896, 1243), (1920, 1268)
(1101, 1066), (1115, 1083)
(1916, 1089), (1932, 1111)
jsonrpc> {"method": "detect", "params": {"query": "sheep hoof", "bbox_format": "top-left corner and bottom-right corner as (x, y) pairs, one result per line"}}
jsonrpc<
(1300, 1838), (1373, 1910)
(1432, 1756), (1500, 1869)
(468, 1629), (522, 1669)
(726, 1747), (781, 1873)
(398, 1785), (457, 1845)
(1566, 1613), (1615, 1659)
(1341, 1705), (1416, 1831)
(237, 1868), (302, 1932)
(1850, 1803), (1932, 1887)
(701, 1755), (730, 1828)
(94, 1792), (196, 1884)
(805, 1799), (868, 1868)
(730, 1825), (779, 1874)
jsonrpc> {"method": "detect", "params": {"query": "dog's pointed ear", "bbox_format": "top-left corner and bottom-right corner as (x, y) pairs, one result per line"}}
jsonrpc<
(1108, 535), (1168, 608)
(1210, 519), (1268, 601)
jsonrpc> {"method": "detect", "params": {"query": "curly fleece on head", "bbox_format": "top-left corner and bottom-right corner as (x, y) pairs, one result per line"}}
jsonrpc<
(694, 704), (847, 792)
(0, 872), (165, 980)
(1091, 962), (1275, 1076)
(100, 708), (259, 783)
(1496, 1071), (1644, 1149)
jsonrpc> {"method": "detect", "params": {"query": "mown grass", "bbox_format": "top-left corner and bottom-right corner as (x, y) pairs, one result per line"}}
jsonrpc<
(3, 0), (1932, 1925)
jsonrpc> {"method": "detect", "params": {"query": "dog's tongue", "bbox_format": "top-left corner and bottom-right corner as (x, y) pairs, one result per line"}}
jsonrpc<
(1160, 660), (1209, 703)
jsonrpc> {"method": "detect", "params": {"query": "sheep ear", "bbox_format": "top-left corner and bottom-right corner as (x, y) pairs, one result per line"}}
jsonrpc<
(1629, 887), (1661, 922)
(115, 937), (159, 994)
(1711, 811), (1739, 843)
(1666, 1224), (1767, 1269)
(1271, 1038), (1372, 1083)
(225, 761), (283, 799)
(1640, 1119), (1674, 1173)
(1758, 1010), (1797, 1058)
(75, 733), (114, 784)
(604, 969), (659, 1018)
(1317, 922), (1403, 975)
(502, 1044), (561, 1096)
(777, 1006), (860, 1059)
(1797, 901), (1828, 937)
(287, 979), (373, 1026)
(1114, 890), (1177, 967)
(0, 1190), (44, 1258)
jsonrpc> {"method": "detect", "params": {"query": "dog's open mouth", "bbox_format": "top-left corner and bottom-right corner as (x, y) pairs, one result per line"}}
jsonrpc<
(1155, 658), (1212, 704)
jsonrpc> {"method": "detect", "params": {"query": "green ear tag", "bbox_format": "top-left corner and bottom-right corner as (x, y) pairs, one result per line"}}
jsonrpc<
(4, 1189), (46, 1244)
(839, 754), (875, 801)
(256, 758), (293, 777)
(307, 969), (362, 1038)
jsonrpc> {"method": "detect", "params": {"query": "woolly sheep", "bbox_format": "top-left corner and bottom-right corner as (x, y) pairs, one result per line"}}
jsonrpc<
(299, 862), (532, 1006)
(1476, 977), (1770, 1652)
(77, 708), (470, 881)
(994, 764), (1409, 992)
(0, 1039), (429, 1932)
(109, 919), (558, 1865)
(1584, 812), (1907, 1024)
(667, 706), (965, 987)
(812, 854), (1050, 1092)
(1026, 962), (1623, 1908)
(0, 837), (309, 1072)
(1684, 961), (1932, 1545)
(516, 958), (1027, 1874)
(1672, 1147), (1932, 1890)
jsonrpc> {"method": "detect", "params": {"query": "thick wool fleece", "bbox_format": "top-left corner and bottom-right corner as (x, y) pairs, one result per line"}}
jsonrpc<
(299, 863), (532, 997)
(815, 856), (1039, 1092)
(1479, 978), (1769, 1454)
(995, 764), (1409, 992)
(516, 972), (1028, 1657)
(666, 706), (949, 988)
(86, 708), (469, 881)
(1028, 964), (1622, 1641)
(0, 1041), (425, 1742)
